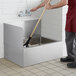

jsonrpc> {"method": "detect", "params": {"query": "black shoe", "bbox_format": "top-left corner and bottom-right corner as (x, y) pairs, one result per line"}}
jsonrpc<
(67, 62), (76, 68)
(60, 56), (74, 62)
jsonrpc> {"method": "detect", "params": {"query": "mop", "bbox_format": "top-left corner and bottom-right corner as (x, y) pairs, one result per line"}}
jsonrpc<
(23, 0), (51, 47)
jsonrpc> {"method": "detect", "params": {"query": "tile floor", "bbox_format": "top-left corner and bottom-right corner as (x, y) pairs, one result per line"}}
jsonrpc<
(0, 58), (76, 76)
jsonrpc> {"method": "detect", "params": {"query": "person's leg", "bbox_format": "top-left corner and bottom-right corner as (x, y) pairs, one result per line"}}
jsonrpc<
(65, 31), (75, 58)
(67, 33), (76, 68)
(60, 31), (75, 62)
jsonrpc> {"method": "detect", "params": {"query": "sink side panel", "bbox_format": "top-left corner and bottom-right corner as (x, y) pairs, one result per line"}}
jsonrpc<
(4, 23), (24, 66)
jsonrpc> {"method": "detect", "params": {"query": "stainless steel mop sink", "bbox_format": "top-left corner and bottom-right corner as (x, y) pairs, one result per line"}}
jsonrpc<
(3, 7), (63, 66)
(4, 19), (63, 67)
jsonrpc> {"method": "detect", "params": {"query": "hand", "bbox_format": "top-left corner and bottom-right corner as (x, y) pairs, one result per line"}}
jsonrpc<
(45, 3), (52, 10)
(30, 7), (38, 12)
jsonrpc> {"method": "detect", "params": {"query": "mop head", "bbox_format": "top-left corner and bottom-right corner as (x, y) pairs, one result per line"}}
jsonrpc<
(23, 37), (32, 47)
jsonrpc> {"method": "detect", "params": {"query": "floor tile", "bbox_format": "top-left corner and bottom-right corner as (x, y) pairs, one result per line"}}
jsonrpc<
(2, 68), (14, 72)
(0, 71), (8, 76)
(20, 71), (33, 76)
(35, 71), (48, 76)
(0, 64), (8, 70)
(45, 64), (56, 69)
(37, 66), (49, 71)
(52, 67), (65, 72)
(44, 69), (55, 74)
(50, 72), (64, 76)
(29, 68), (41, 73)
(11, 73), (23, 76)
(66, 73), (76, 76)
(59, 69), (71, 75)
(6, 70), (18, 76)
(0, 58), (76, 76)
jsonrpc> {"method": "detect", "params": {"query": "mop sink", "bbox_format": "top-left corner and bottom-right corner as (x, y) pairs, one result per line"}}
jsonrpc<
(4, 17), (63, 67)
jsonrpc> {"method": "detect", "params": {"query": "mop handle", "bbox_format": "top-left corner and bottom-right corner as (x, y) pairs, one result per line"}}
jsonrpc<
(30, 0), (51, 37)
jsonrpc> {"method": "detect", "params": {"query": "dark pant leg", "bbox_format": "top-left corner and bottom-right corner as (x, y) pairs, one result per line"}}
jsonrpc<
(65, 31), (75, 59)
(72, 34), (76, 62)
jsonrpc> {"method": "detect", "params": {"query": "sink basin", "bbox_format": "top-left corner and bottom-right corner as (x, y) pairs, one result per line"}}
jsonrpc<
(4, 17), (41, 39)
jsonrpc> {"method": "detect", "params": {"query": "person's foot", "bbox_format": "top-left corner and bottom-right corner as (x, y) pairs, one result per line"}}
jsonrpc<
(67, 62), (76, 68)
(60, 56), (74, 62)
